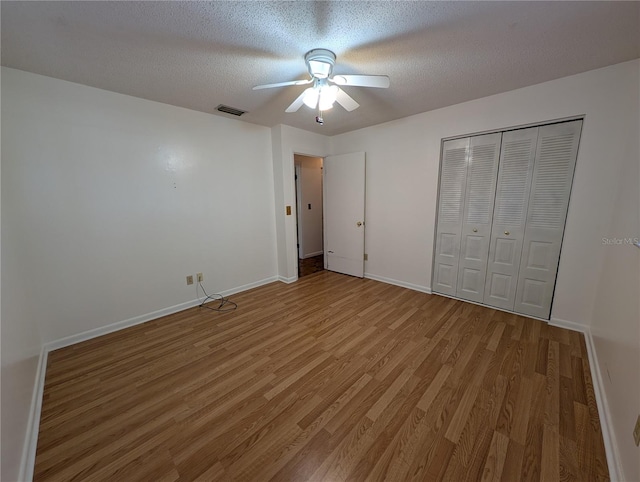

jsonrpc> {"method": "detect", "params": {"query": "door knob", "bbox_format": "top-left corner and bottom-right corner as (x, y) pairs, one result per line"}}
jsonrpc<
(357, 222), (362, 227)
(472, 228), (478, 233)
(504, 231), (510, 236)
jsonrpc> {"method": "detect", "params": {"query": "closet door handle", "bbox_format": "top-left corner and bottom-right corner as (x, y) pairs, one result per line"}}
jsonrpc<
(472, 228), (478, 233)
(504, 231), (510, 236)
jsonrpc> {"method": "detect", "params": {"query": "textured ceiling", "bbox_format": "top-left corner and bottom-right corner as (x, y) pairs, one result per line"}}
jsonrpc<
(2, 1), (639, 136)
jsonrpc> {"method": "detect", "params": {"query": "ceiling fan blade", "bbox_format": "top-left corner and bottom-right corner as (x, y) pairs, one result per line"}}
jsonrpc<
(330, 75), (390, 88)
(285, 91), (307, 113)
(252, 79), (312, 90)
(335, 88), (360, 112)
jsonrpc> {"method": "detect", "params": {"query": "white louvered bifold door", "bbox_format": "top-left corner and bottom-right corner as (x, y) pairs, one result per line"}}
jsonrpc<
(483, 127), (538, 310)
(514, 120), (582, 318)
(455, 133), (502, 303)
(433, 138), (469, 296)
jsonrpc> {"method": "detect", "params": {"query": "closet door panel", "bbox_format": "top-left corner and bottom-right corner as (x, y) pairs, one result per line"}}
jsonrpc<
(456, 133), (502, 302)
(433, 138), (469, 296)
(515, 120), (582, 318)
(484, 127), (538, 310)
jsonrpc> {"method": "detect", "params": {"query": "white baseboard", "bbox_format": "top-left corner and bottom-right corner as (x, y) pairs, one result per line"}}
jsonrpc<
(20, 275), (280, 480)
(219, 276), (279, 296)
(278, 275), (298, 284)
(548, 316), (588, 333)
(364, 273), (431, 294)
(18, 347), (48, 482)
(581, 328), (624, 481)
(302, 251), (323, 259)
(549, 318), (623, 480)
(44, 276), (279, 352)
(44, 298), (202, 351)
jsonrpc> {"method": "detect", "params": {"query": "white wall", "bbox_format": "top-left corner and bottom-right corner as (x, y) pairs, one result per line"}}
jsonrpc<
(330, 119), (436, 291)
(1, 67), (44, 481)
(2, 67), (278, 478)
(330, 59), (639, 479)
(271, 125), (330, 280)
(294, 155), (323, 258)
(589, 66), (639, 481)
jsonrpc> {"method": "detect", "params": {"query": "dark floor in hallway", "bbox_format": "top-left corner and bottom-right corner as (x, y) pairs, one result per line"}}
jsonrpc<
(298, 254), (324, 278)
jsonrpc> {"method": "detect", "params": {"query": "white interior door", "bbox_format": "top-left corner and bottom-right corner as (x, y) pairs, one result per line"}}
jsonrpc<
(484, 127), (538, 310)
(295, 164), (303, 259)
(323, 152), (366, 277)
(433, 138), (469, 296)
(514, 120), (582, 318)
(456, 133), (502, 302)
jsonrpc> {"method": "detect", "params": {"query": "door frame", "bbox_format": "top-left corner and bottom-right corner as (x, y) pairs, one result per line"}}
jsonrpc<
(295, 164), (303, 260)
(291, 150), (325, 280)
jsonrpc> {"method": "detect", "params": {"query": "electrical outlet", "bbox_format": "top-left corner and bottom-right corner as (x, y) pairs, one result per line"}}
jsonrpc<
(186, 275), (194, 286)
(633, 415), (640, 447)
(197, 273), (203, 282)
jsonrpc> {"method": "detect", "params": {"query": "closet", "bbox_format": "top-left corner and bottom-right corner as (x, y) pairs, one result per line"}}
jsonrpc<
(432, 119), (582, 319)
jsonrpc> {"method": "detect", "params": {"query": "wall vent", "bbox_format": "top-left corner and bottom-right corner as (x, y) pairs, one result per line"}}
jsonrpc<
(216, 104), (247, 116)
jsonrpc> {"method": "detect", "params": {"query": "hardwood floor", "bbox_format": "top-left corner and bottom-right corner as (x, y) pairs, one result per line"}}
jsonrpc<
(34, 271), (609, 481)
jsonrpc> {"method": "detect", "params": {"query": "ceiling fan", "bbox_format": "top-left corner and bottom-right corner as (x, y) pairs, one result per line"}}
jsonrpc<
(253, 49), (390, 117)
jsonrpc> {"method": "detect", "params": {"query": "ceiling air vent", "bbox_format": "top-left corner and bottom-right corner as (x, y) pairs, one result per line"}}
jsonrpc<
(216, 104), (246, 116)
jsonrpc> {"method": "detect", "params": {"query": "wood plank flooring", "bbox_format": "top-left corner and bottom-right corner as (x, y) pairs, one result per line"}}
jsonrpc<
(34, 271), (609, 481)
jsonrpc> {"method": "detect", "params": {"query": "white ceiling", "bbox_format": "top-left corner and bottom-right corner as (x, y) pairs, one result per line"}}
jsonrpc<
(2, 1), (639, 136)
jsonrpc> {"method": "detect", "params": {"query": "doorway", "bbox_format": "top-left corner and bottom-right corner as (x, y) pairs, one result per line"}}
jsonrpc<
(294, 154), (325, 278)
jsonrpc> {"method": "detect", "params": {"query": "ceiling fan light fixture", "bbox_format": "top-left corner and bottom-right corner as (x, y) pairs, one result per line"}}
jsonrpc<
(319, 84), (338, 110)
(303, 87), (319, 109)
(303, 84), (339, 111)
(254, 48), (386, 116)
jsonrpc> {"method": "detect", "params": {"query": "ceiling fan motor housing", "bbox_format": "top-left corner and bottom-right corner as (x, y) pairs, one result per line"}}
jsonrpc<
(305, 49), (336, 79)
